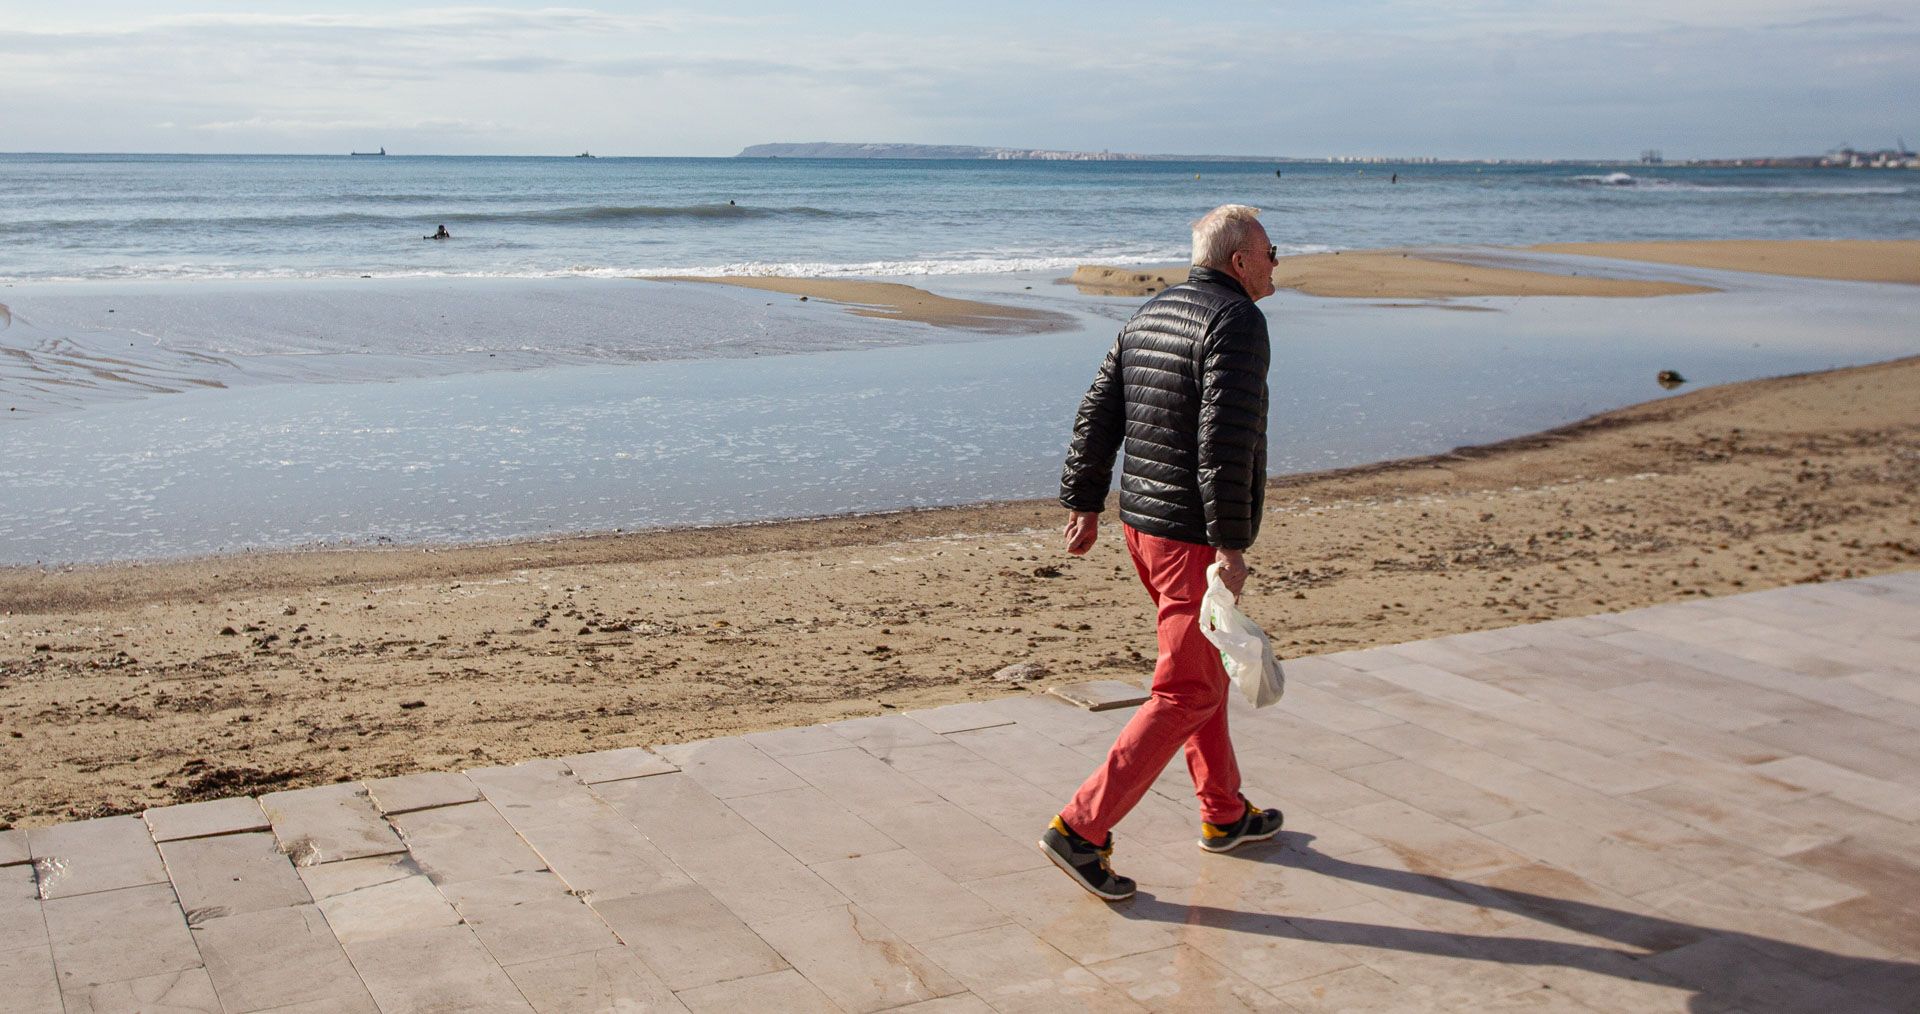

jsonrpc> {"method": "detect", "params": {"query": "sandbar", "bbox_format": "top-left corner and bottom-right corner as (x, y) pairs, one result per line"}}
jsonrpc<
(1068, 251), (1715, 299)
(1532, 239), (1920, 284)
(1070, 239), (1920, 299)
(3, 354), (1915, 826)
(660, 276), (1072, 331)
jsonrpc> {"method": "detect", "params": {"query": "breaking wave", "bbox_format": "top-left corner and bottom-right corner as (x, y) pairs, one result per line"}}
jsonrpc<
(0, 249), (1210, 283)
(1569, 173), (1908, 195)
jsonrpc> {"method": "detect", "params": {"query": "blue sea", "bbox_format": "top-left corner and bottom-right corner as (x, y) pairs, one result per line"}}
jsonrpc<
(2, 155), (1917, 564)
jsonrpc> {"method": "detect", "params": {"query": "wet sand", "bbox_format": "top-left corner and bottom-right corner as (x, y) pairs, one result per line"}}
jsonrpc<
(1067, 239), (1920, 299)
(3, 354), (1915, 827)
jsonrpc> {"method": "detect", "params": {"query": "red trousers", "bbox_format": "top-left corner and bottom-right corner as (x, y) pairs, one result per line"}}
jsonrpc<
(1059, 525), (1243, 844)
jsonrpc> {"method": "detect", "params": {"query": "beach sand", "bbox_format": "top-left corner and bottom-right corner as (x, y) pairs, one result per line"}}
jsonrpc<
(1067, 238), (1920, 299)
(3, 353), (1915, 827)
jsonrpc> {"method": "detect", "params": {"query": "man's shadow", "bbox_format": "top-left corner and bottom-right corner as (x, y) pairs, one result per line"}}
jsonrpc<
(1119, 831), (1919, 1012)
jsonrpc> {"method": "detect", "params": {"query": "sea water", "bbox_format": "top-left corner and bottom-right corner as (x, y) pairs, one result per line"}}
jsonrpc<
(4, 155), (1916, 283)
(3, 155), (1918, 563)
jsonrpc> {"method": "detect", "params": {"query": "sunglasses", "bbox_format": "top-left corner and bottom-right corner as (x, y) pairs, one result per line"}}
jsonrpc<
(1245, 245), (1276, 262)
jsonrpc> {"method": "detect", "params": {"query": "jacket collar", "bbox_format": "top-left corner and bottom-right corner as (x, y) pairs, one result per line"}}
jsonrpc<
(1187, 265), (1249, 299)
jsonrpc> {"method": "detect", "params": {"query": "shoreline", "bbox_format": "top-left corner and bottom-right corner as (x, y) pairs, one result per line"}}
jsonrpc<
(1066, 238), (1920, 298)
(4, 354), (1916, 826)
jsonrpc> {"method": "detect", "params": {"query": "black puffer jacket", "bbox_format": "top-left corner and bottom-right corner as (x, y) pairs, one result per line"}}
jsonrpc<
(1060, 267), (1270, 550)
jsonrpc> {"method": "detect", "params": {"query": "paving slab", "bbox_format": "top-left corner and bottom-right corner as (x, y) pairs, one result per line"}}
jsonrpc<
(828, 713), (948, 753)
(260, 782), (406, 866)
(744, 722), (856, 758)
(510, 808), (692, 901)
(1753, 755), (1920, 822)
(364, 770), (481, 814)
(502, 946), (687, 1013)
(906, 699), (1023, 732)
(561, 745), (679, 784)
(982, 693), (1134, 743)
(344, 925), (533, 1014)
(854, 797), (1045, 883)
(595, 772), (846, 922)
(772, 746), (943, 819)
(591, 883), (787, 990)
(885, 995), (996, 1013)
(441, 870), (620, 966)
(653, 736), (805, 798)
(1475, 812), (1694, 897)
(299, 853), (461, 944)
(811, 847), (1008, 943)
(898, 757), (1062, 840)
(674, 968), (841, 1013)
(963, 858), (1190, 966)
(1339, 757), (1535, 828)
(946, 722), (1108, 795)
(61, 967), (222, 1014)
(915, 922), (1148, 1013)
(0, 944), (62, 1014)
(27, 814), (166, 899)
(723, 785), (899, 864)
(1047, 679), (1151, 712)
(160, 831), (310, 920)
(43, 882), (200, 994)
(388, 800), (546, 884)
(0, 827), (27, 866)
(1086, 944), (1290, 1012)
(237, 992), (379, 1014)
(13, 575), (1920, 1014)
(0, 861), (47, 951)
(144, 796), (271, 842)
(750, 904), (964, 1012)
(190, 904), (365, 1013)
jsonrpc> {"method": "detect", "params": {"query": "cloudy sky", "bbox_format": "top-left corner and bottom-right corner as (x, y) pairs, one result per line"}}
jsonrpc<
(2, 2), (1914, 159)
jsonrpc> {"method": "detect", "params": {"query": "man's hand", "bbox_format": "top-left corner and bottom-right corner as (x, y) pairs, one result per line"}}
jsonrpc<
(1064, 511), (1100, 556)
(1216, 548), (1249, 598)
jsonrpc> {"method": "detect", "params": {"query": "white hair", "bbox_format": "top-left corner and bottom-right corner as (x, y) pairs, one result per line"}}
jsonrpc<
(1190, 204), (1264, 269)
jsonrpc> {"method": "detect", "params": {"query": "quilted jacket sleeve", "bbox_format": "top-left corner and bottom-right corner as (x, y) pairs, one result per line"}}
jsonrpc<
(1059, 336), (1126, 512)
(1196, 302), (1270, 549)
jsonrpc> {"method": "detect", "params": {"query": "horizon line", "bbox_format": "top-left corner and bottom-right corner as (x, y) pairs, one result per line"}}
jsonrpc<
(0, 150), (1791, 165)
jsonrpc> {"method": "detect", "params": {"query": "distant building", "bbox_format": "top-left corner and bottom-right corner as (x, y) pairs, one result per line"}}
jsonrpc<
(1819, 143), (1917, 169)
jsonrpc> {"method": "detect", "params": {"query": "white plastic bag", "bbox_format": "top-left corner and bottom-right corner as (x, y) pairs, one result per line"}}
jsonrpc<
(1199, 561), (1285, 708)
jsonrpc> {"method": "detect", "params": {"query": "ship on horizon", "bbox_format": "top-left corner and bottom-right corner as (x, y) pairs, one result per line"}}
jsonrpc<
(350, 147), (386, 157)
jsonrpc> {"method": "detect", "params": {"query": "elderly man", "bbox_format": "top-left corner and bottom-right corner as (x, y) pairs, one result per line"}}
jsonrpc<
(1041, 204), (1284, 901)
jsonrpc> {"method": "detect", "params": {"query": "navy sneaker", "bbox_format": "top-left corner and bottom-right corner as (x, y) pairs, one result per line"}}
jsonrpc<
(1038, 816), (1136, 901)
(1199, 797), (1284, 853)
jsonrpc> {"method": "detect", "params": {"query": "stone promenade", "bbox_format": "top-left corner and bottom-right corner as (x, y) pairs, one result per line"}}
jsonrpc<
(5, 573), (1918, 1013)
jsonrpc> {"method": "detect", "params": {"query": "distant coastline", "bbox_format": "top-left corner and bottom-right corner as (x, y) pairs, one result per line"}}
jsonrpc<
(735, 142), (1279, 162)
(738, 141), (1920, 169)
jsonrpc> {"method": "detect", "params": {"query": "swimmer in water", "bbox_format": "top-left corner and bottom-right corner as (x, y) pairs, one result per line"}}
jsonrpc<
(426, 224), (451, 240)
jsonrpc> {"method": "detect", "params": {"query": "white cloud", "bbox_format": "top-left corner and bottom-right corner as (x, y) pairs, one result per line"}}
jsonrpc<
(0, 3), (1912, 157)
